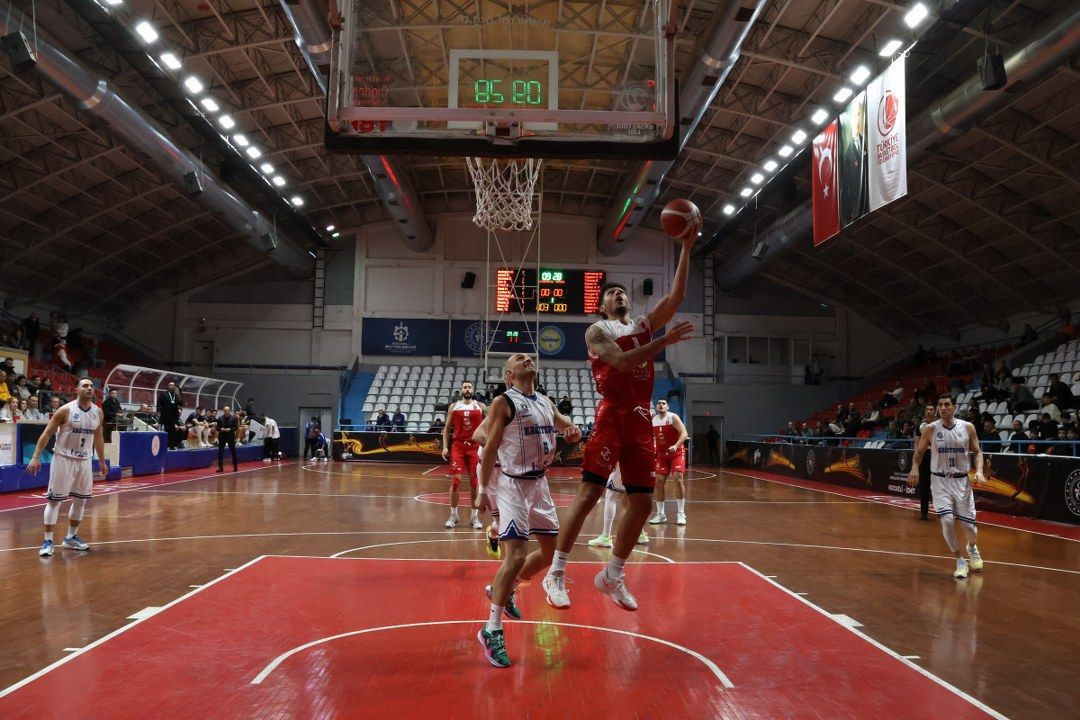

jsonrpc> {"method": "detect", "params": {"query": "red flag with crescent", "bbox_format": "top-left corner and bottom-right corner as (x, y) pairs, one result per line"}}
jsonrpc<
(812, 120), (840, 246)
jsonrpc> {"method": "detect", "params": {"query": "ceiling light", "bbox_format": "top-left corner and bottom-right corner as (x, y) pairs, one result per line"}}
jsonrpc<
(750, 172), (764, 185)
(104, 0), (123, 5)
(739, 187), (753, 198)
(791, 129), (808, 145)
(331, 231), (341, 238)
(904, 2), (929, 28)
(245, 146), (262, 159)
(326, 224), (336, 232)
(232, 134), (249, 147)
(833, 87), (854, 103)
(199, 97), (219, 112)
(763, 159), (778, 172)
(290, 196), (304, 207)
(218, 115), (235, 130)
(778, 145), (794, 158)
(811, 108), (830, 125)
(159, 52), (181, 70)
(272, 176), (286, 187)
(879, 39), (904, 57)
(183, 76), (204, 94)
(308, 250), (317, 258)
(849, 65), (871, 85)
(134, 21), (158, 44)
(260, 163), (274, 174)
(722, 204), (736, 216)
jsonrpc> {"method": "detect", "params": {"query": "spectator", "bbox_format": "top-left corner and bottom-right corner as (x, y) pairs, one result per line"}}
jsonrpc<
(236, 411), (251, 446)
(53, 339), (75, 373)
(1047, 374), (1073, 411)
(861, 403), (882, 429)
(37, 378), (54, 407)
(8, 327), (28, 351)
(557, 395), (573, 416)
(783, 421), (797, 436)
(45, 396), (61, 417)
(1019, 323), (1038, 345)
(1038, 412), (1059, 441)
(706, 424), (720, 462)
(21, 313), (41, 358)
(261, 415), (281, 461)
(1040, 394), (1061, 423)
(26, 375), (40, 395)
(814, 421), (826, 438)
(186, 407), (212, 447)
(1008, 378), (1037, 414)
(23, 395), (44, 421)
(880, 387), (902, 407)
(13, 375), (31, 401)
(374, 409), (391, 431)
(1, 357), (14, 376)
(103, 389), (123, 441)
(799, 422), (814, 442)
(51, 312), (68, 344)
(980, 419), (1000, 453)
(428, 415), (445, 433)
(392, 408), (406, 432)
(304, 416), (323, 460)
(1006, 420), (1029, 454)
(847, 404), (862, 430)
(834, 404), (849, 424)
(809, 356), (824, 385)
(450, 389), (462, 404)
(135, 403), (159, 428)
(0, 396), (17, 422)
(156, 381), (184, 450)
(0, 370), (11, 406)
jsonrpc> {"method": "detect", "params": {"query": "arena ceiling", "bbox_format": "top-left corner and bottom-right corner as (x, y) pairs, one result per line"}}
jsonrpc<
(0, 0), (1077, 333)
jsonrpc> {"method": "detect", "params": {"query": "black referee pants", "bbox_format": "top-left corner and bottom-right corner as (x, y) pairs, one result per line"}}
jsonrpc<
(218, 433), (238, 471)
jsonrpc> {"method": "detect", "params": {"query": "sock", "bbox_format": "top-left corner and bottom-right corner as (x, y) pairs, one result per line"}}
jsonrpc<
(605, 554), (627, 580)
(65, 529), (77, 539)
(602, 491), (618, 537)
(677, 498), (686, 513)
(549, 550), (569, 575)
(451, 507), (459, 517)
(486, 603), (503, 632)
(470, 508), (478, 521)
(44, 531), (54, 542)
(655, 501), (664, 515)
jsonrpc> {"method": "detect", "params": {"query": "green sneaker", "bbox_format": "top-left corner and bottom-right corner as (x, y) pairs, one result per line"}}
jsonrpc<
(588, 534), (613, 548)
(485, 585), (522, 620)
(637, 530), (649, 545)
(478, 627), (510, 668)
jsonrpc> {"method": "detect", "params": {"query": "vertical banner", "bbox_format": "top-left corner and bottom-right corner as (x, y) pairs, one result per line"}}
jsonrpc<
(866, 56), (908, 211)
(812, 120), (840, 246)
(838, 90), (869, 227)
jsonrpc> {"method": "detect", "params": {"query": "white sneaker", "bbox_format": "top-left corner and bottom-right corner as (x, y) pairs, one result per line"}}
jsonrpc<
(542, 573), (571, 609)
(594, 569), (638, 611)
(39, 540), (54, 557)
(588, 534), (613, 548)
(636, 531), (649, 545)
(676, 512), (687, 526)
(471, 518), (483, 530)
(444, 514), (458, 529)
(648, 513), (667, 525)
(967, 544), (984, 572)
(61, 535), (90, 551)
(953, 558), (969, 579)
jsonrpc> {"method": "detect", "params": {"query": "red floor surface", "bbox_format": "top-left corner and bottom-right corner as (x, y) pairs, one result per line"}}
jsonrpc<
(0, 557), (1006, 719)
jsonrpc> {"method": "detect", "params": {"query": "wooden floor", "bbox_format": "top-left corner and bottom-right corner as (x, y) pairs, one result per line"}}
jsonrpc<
(0, 460), (1076, 719)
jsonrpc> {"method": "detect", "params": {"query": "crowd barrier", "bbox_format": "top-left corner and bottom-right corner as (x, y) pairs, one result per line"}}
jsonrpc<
(333, 430), (586, 466)
(725, 439), (1080, 525)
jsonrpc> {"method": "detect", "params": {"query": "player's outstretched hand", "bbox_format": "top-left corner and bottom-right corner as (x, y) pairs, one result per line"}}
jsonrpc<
(474, 490), (490, 513)
(441, 448), (449, 461)
(663, 320), (694, 346)
(26, 457), (41, 476)
(975, 471), (986, 485)
(563, 424), (582, 443)
(906, 470), (919, 488)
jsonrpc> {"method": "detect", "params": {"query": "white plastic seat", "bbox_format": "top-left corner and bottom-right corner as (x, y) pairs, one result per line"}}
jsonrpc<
(999, 430), (1009, 442)
(421, 413), (433, 422)
(1000, 414), (1013, 428)
(1034, 387), (1045, 399)
(362, 402), (374, 413)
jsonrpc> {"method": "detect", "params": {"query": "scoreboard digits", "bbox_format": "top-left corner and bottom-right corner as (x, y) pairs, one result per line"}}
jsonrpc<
(495, 269), (606, 315)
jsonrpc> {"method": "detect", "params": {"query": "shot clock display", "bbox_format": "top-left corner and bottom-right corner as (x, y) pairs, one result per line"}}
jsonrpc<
(448, 50), (559, 131)
(495, 268), (606, 315)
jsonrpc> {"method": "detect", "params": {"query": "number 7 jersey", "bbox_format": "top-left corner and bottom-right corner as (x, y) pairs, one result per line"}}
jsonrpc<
(54, 400), (101, 460)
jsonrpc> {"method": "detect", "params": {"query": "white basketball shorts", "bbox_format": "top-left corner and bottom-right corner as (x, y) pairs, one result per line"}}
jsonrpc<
(930, 474), (977, 525)
(46, 454), (94, 501)
(495, 473), (559, 541)
(605, 465), (625, 494)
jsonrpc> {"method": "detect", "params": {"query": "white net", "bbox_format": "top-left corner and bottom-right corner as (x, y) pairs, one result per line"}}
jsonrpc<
(466, 156), (542, 232)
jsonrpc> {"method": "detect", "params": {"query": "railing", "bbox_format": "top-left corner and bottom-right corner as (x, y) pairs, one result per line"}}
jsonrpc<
(738, 433), (1080, 455)
(104, 364), (243, 411)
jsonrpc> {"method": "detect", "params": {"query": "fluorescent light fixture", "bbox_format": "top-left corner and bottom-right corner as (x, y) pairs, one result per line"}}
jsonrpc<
(879, 38), (903, 56)
(104, 0), (123, 5)
(739, 187), (753, 198)
(290, 196), (304, 207)
(750, 172), (764, 185)
(218, 115), (235, 130)
(849, 65), (871, 85)
(199, 97), (219, 112)
(811, 108), (830, 125)
(260, 163), (274, 174)
(326, 224), (336, 232)
(904, 2), (929, 28)
(722, 204), (736, 216)
(272, 176), (286, 187)
(308, 250), (317, 258)
(183, 76), (204, 94)
(134, 21), (158, 44)
(791, 129), (808, 145)
(159, 52), (181, 70)
(245, 146), (262, 159)
(331, 231), (341, 238)
(763, 159), (778, 172)
(778, 145), (794, 158)
(232, 134), (249, 147)
(833, 87), (854, 103)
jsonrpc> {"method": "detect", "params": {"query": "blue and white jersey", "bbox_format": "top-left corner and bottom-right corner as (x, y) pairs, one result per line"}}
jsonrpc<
(497, 388), (558, 478)
(929, 419), (971, 476)
(54, 400), (100, 461)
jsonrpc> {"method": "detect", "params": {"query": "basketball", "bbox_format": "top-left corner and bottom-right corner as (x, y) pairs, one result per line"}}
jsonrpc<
(660, 199), (702, 240)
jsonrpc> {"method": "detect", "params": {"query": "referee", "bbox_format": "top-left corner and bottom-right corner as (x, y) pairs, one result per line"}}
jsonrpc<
(216, 406), (239, 473)
(916, 402), (936, 520)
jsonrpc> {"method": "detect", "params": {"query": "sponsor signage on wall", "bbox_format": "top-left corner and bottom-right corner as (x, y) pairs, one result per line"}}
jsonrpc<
(361, 318), (450, 356)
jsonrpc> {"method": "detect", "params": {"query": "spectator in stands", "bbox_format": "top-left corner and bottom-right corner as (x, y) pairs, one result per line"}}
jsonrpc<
(428, 415), (445, 433)
(46, 396), (61, 417)
(157, 381), (184, 450)
(1039, 393), (1061, 423)
(23, 396), (44, 421)
(8, 327), (28, 351)
(980, 419), (1000, 452)
(814, 421), (827, 438)
(373, 408), (391, 432)
(1008, 377), (1037, 414)
(186, 407), (211, 447)
(21, 313), (41, 358)
(0, 396), (17, 422)
(557, 395), (573, 416)
(861, 403), (881, 430)
(847, 404), (862, 430)
(1019, 323), (1038, 345)
(12, 375), (31, 401)
(783, 421), (797, 436)
(707, 425), (721, 462)
(1047, 374), (1073, 410)
(26, 375), (39, 395)
(450, 389), (462, 404)
(880, 386), (902, 407)
(102, 389), (122, 441)
(392, 408), (406, 432)
(1006, 420), (1029, 454)
(1038, 412), (1059, 441)
(1066, 428), (1079, 454)
(236, 411), (251, 446)
(834, 404), (848, 424)
(0, 370), (10, 405)
(53, 339), (75, 373)
(51, 312), (68, 345)
(1, 357), (14, 375)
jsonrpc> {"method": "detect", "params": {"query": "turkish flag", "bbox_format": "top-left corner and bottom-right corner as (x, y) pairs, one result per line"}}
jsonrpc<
(812, 120), (840, 246)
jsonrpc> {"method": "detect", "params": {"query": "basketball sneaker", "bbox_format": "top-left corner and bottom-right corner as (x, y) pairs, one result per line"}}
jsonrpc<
(588, 534), (613, 548)
(594, 569), (638, 611)
(477, 628), (510, 668)
(471, 517), (484, 530)
(444, 513), (458, 529)
(61, 535), (90, 551)
(953, 558), (969, 579)
(676, 512), (687, 526)
(542, 573), (571, 609)
(648, 512), (667, 525)
(38, 539), (54, 557)
(967, 544), (984, 571)
(636, 531), (649, 545)
(485, 526), (501, 559)
(485, 585), (522, 620)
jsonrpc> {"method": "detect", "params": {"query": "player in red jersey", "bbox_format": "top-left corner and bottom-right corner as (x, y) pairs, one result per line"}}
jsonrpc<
(542, 232), (696, 611)
(649, 398), (689, 526)
(441, 381), (486, 529)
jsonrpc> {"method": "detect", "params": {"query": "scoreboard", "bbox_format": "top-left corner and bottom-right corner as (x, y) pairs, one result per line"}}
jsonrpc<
(495, 268), (606, 315)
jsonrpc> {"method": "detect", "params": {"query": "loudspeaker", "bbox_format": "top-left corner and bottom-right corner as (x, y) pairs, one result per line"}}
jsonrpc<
(642, 278), (654, 296)
(260, 232), (277, 252)
(752, 241), (769, 261)
(461, 271), (476, 289)
(182, 171), (203, 194)
(978, 52), (1006, 90)
(1, 32), (36, 73)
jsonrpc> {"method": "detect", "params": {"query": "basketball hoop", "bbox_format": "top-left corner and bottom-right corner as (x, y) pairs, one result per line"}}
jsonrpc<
(466, 156), (542, 232)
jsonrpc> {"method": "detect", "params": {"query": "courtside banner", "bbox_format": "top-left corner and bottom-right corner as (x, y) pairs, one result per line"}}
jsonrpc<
(867, 56), (908, 211)
(812, 120), (841, 246)
(725, 440), (1080, 525)
(333, 430), (585, 466)
(838, 90), (870, 228)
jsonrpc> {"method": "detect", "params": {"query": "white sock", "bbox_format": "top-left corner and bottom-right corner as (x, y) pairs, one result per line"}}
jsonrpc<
(470, 508), (478, 521)
(677, 498), (686, 513)
(605, 555), (627, 580)
(655, 501), (664, 515)
(602, 491), (618, 536)
(549, 550), (569, 575)
(44, 531), (54, 542)
(486, 603), (503, 632)
(450, 507), (459, 517)
(65, 529), (77, 538)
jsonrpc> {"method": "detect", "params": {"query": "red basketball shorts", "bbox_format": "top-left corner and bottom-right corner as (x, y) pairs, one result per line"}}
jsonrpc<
(450, 441), (479, 488)
(582, 401), (656, 491)
(655, 448), (686, 477)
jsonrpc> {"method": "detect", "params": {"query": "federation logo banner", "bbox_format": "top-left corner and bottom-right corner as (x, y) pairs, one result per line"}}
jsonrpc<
(866, 55), (908, 211)
(811, 119), (840, 246)
(838, 90), (869, 227)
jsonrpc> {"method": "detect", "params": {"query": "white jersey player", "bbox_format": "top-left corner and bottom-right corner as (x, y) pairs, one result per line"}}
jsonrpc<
(475, 353), (580, 668)
(908, 394), (985, 578)
(28, 378), (108, 557)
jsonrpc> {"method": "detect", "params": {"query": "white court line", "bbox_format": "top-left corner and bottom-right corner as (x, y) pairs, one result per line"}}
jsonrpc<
(904, 655), (922, 660)
(830, 613), (863, 628)
(249, 619), (734, 688)
(329, 538), (675, 563)
(126, 607), (162, 621)
(0, 555), (269, 699)
(421, 466), (441, 475)
(722, 469), (1079, 543)
(738, 562), (1009, 720)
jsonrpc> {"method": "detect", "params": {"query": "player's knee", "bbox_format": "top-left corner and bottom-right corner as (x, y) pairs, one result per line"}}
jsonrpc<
(450, 475), (461, 491)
